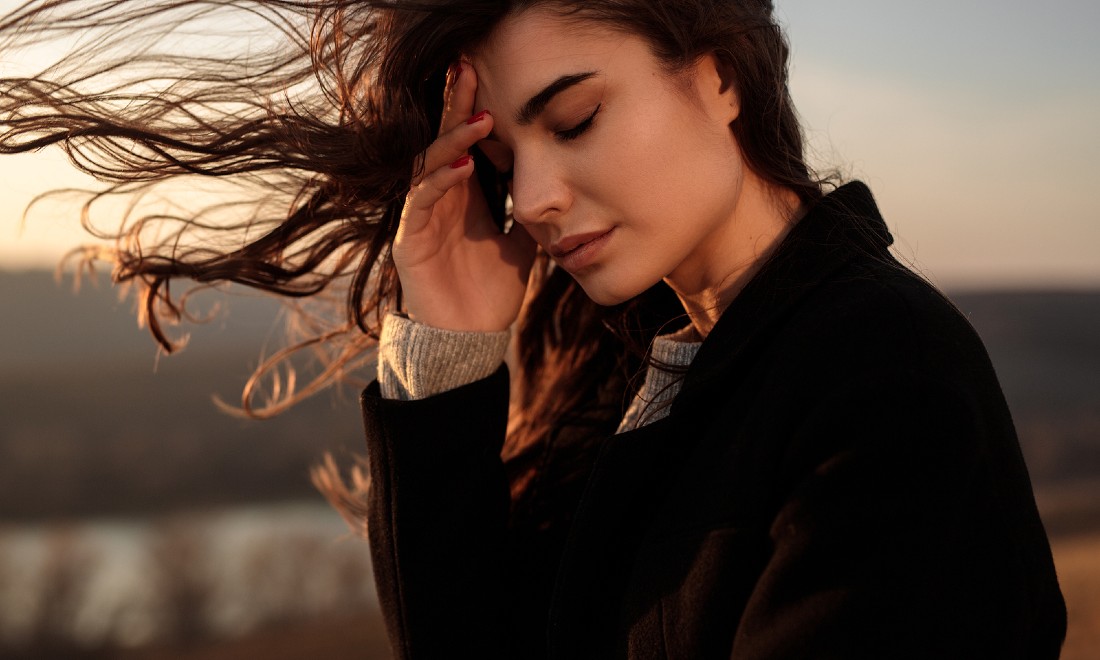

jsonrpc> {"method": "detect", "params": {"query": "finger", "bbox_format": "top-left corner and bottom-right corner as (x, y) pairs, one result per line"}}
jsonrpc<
(417, 109), (494, 182)
(441, 61), (478, 134)
(402, 155), (475, 231)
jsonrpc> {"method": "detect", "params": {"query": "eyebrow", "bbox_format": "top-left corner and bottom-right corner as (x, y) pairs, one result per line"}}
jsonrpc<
(515, 71), (599, 126)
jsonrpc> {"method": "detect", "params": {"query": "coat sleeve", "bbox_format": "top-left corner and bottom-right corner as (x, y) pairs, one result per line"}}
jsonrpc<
(361, 365), (513, 660)
(729, 369), (1067, 659)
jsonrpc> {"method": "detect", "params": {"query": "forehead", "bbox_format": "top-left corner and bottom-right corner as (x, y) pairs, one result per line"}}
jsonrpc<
(475, 8), (625, 58)
(469, 9), (647, 109)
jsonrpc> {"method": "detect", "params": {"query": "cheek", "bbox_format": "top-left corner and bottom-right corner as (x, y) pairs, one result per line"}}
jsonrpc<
(613, 108), (741, 223)
(611, 109), (671, 175)
(573, 110), (685, 215)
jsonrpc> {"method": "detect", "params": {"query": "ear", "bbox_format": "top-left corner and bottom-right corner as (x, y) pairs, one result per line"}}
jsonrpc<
(691, 52), (740, 125)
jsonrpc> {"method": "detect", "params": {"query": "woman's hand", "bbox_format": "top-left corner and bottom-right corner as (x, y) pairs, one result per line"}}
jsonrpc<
(393, 63), (536, 332)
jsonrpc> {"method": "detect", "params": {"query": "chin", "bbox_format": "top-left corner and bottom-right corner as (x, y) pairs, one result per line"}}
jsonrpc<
(574, 273), (654, 307)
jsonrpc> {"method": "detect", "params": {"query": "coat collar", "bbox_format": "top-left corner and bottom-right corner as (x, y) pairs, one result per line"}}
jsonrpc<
(673, 181), (894, 412)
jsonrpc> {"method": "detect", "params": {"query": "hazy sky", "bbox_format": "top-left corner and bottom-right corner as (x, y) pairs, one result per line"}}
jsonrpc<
(1, 0), (1098, 289)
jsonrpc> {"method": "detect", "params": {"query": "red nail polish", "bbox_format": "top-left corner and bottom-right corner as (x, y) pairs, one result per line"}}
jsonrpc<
(466, 109), (490, 125)
(449, 154), (472, 169)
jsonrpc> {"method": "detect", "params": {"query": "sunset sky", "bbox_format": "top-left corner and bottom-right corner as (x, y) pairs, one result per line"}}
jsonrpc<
(1, 0), (1097, 289)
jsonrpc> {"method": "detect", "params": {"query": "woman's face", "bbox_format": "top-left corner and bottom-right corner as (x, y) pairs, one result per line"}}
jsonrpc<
(470, 9), (749, 305)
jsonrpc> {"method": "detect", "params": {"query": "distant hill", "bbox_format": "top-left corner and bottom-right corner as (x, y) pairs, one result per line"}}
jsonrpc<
(951, 290), (1100, 481)
(0, 270), (367, 520)
(0, 269), (286, 369)
(1, 271), (1098, 533)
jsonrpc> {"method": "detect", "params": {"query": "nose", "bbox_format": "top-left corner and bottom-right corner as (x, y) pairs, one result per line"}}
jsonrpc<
(509, 152), (572, 227)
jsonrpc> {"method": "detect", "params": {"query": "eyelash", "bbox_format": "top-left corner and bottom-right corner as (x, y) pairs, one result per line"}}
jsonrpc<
(554, 104), (601, 142)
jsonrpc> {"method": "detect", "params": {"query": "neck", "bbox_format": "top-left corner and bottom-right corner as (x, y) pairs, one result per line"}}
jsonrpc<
(665, 173), (804, 338)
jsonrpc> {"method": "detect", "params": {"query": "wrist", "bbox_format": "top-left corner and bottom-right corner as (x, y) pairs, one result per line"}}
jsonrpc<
(378, 313), (510, 400)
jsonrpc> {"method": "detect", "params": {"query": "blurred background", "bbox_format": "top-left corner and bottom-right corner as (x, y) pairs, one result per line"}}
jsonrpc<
(1, 0), (1098, 657)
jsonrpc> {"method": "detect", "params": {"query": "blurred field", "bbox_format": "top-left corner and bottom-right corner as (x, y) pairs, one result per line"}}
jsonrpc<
(1053, 532), (1100, 660)
(0, 271), (365, 521)
(112, 611), (393, 660)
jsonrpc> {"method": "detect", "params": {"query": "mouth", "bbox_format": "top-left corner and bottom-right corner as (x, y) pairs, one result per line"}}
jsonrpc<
(549, 228), (614, 272)
(549, 229), (613, 258)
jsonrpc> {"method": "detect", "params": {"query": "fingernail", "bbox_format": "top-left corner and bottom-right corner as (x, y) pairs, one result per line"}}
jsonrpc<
(449, 154), (472, 169)
(466, 109), (491, 125)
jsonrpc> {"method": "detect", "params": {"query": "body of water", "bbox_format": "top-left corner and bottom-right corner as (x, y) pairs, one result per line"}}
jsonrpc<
(0, 502), (376, 651)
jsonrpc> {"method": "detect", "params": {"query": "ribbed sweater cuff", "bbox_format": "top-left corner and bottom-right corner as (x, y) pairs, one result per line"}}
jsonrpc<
(377, 313), (510, 401)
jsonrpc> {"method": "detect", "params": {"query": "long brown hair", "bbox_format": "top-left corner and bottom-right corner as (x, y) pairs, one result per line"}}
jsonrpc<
(0, 0), (823, 512)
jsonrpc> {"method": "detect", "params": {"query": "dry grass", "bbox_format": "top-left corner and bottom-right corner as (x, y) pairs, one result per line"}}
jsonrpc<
(1051, 531), (1100, 660)
(111, 611), (392, 660)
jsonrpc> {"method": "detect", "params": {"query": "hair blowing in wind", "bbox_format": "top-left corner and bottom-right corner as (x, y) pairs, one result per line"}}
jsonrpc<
(0, 0), (439, 415)
(0, 0), (821, 499)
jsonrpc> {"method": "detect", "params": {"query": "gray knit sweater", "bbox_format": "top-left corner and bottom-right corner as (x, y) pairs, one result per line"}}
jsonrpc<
(378, 313), (701, 433)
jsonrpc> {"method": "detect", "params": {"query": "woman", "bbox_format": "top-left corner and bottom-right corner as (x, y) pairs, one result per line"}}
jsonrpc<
(0, 0), (1066, 657)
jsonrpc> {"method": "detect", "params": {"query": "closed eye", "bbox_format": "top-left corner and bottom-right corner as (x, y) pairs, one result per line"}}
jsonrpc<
(554, 104), (600, 142)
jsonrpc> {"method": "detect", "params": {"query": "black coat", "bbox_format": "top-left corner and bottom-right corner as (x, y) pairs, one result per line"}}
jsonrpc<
(359, 182), (1066, 659)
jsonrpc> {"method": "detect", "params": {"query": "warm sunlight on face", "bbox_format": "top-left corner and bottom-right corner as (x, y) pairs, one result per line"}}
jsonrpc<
(469, 9), (751, 306)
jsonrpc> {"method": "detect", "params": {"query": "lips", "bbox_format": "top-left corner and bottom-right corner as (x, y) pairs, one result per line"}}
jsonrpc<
(548, 228), (614, 272)
(549, 229), (613, 259)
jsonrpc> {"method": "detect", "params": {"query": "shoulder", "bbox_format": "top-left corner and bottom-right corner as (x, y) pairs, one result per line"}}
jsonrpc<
(782, 257), (994, 389)
(717, 255), (1016, 453)
(682, 180), (1013, 439)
